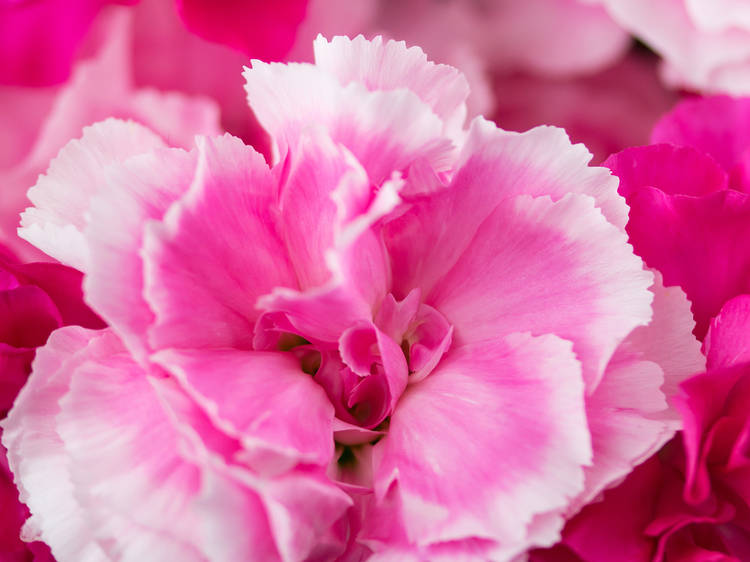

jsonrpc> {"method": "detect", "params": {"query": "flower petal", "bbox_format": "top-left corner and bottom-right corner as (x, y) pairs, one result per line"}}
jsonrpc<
(370, 333), (590, 553)
(427, 193), (652, 390)
(143, 135), (296, 351)
(152, 348), (335, 470)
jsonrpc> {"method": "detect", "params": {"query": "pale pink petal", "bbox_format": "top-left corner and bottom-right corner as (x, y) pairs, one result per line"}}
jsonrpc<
(704, 295), (750, 370)
(143, 135), (296, 351)
(369, 333), (590, 552)
(576, 355), (674, 512)
(151, 348), (335, 470)
(19, 119), (166, 269)
(313, 35), (469, 133)
(1, 327), (113, 561)
(625, 187), (750, 339)
(54, 333), (205, 560)
(386, 119), (627, 305)
(427, 193), (652, 390)
(243, 60), (454, 183)
(621, 271), (705, 400)
(84, 146), (196, 362)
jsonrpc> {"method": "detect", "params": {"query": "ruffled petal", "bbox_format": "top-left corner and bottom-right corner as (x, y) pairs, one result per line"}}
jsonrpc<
(142, 135), (296, 351)
(152, 348), (335, 470)
(369, 333), (590, 554)
(19, 119), (166, 269)
(243, 60), (454, 183)
(427, 193), (652, 390)
(313, 35), (469, 134)
(386, 119), (628, 303)
(704, 295), (750, 370)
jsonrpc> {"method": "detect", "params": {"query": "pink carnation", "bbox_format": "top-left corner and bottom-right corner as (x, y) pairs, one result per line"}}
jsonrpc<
(3, 36), (701, 559)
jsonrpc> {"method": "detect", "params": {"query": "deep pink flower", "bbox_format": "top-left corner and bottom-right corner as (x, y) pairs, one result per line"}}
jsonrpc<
(605, 95), (750, 340)
(532, 295), (750, 562)
(3, 36), (701, 560)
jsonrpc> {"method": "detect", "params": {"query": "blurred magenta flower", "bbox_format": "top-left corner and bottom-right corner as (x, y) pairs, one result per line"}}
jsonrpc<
(2, 36), (702, 559)
(605, 95), (750, 339)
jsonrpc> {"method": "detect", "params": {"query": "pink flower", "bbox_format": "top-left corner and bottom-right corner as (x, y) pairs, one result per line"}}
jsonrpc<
(593, 0), (750, 95)
(0, 244), (103, 561)
(605, 95), (750, 339)
(3, 36), (701, 559)
(532, 295), (750, 561)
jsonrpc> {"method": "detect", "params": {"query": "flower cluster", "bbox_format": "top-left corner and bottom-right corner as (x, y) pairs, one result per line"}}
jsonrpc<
(3, 2), (750, 562)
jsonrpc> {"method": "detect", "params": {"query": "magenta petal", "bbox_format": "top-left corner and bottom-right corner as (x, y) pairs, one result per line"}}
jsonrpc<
(651, 96), (750, 174)
(143, 135), (296, 351)
(313, 35), (470, 134)
(152, 348), (335, 470)
(14, 261), (103, 329)
(176, 0), (307, 60)
(371, 333), (590, 552)
(0, 286), (61, 349)
(0, 0), (118, 87)
(626, 187), (750, 340)
(605, 144), (729, 199)
(704, 295), (750, 370)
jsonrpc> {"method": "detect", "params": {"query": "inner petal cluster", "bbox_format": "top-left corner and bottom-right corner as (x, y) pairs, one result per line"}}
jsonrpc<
(254, 289), (453, 434)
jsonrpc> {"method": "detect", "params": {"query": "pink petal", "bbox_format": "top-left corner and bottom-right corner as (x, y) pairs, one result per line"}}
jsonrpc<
(151, 348), (335, 470)
(243, 59), (454, 184)
(143, 135), (296, 351)
(427, 193), (652, 390)
(175, 0), (307, 60)
(19, 119), (166, 269)
(704, 295), (750, 370)
(625, 187), (750, 340)
(369, 333), (590, 553)
(386, 119), (627, 304)
(1, 327), (111, 560)
(604, 144), (729, 199)
(313, 35), (469, 133)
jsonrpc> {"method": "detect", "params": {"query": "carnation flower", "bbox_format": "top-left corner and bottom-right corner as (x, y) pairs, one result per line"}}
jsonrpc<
(3, 36), (701, 560)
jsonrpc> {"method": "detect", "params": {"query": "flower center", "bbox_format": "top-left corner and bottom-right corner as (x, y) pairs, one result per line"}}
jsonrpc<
(253, 289), (453, 436)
